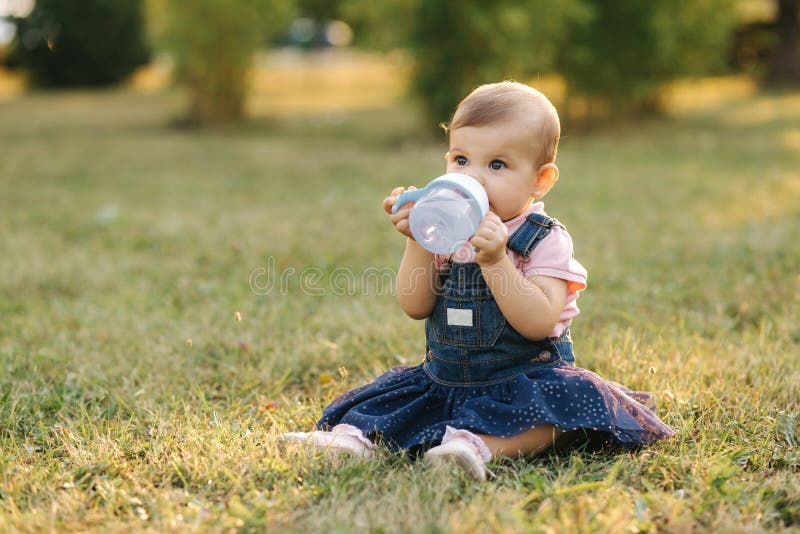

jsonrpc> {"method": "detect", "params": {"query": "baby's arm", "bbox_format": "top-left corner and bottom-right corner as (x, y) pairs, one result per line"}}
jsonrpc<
(383, 187), (440, 320)
(471, 212), (566, 340)
(396, 239), (439, 319)
(482, 259), (566, 340)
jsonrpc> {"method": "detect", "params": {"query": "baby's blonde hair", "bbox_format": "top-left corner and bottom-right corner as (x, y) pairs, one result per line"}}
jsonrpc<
(447, 82), (560, 169)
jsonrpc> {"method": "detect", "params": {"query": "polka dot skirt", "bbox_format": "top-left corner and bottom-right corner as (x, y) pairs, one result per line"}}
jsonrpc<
(317, 362), (675, 452)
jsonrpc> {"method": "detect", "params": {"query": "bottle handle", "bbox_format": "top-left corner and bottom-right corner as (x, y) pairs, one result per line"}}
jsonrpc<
(391, 188), (426, 214)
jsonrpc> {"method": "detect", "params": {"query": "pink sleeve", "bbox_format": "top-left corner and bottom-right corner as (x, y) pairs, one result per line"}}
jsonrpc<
(519, 225), (587, 294)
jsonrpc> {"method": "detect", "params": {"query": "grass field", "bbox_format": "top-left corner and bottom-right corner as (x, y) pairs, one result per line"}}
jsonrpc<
(0, 78), (799, 532)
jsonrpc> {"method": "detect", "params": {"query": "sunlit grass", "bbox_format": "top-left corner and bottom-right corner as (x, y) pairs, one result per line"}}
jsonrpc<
(127, 48), (411, 115)
(249, 49), (410, 114)
(660, 75), (758, 114)
(0, 66), (24, 101)
(128, 51), (766, 121)
(0, 73), (798, 531)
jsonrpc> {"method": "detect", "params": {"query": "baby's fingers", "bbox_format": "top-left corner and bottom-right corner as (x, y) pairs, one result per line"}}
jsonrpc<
(484, 211), (502, 223)
(383, 190), (404, 214)
(390, 205), (412, 225)
(383, 186), (419, 214)
(390, 205), (414, 238)
(384, 186), (418, 214)
(474, 221), (499, 239)
(470, 235), (490, 251)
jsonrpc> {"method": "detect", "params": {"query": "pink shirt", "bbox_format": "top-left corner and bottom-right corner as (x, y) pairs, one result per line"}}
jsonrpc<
(434, 202), (587, 338)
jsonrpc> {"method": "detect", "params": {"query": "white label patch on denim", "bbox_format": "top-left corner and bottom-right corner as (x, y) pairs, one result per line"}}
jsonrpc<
(447, 308), (473, 327)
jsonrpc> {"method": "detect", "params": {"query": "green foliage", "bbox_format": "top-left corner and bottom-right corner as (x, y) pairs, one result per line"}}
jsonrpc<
(296, 0), (343, 20)
(412, 0), (587, 125)
(338, 0), (416, 51)
(6, 0), (149, 87)
(341, 1), (737, 121)
(163, 0), (295, 125)
(341, 0), (586, 126)
(558, 0), (738, 116)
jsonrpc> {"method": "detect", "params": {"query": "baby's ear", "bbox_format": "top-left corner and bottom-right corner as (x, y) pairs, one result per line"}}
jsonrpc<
(444, 151), (450, 160)
(534, 163), (559, 197)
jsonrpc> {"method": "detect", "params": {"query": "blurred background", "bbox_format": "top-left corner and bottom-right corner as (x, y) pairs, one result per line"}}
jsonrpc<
(1, 0), (799, 126)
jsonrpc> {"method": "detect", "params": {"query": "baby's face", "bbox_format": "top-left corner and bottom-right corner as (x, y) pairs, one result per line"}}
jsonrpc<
(446, 119), (539, 222)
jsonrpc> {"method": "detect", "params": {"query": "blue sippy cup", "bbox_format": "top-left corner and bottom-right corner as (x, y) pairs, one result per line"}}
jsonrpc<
(392, 172), (489, 254)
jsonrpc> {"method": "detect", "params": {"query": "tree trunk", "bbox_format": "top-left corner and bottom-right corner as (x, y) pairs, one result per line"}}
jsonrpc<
(767, 0), (800, 84)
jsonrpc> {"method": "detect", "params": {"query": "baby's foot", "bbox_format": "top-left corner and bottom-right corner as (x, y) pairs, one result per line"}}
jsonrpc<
(423, 426), (492, 481)
(277, 424), (375, 459)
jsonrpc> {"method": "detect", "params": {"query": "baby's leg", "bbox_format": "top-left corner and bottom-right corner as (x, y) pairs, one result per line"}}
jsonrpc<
(423, 425), (562, 480)
(476, 424), (561, 458)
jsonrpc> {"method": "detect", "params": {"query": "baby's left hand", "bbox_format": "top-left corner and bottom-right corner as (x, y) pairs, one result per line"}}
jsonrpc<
(470, 212), (508, 267)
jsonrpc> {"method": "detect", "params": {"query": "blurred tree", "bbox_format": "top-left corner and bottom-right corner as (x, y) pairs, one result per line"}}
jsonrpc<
(341, 0), (587, 127)
(6, 0), (149, 87)
(766, 0), (800, 84)
(339, 0), (416, 51)
(297, 0), (342, 20)
(412, 0), (590, 126)
(559, 0), (737, 118)
(343, 1), (743, 124)
(163, 0), (294, 126)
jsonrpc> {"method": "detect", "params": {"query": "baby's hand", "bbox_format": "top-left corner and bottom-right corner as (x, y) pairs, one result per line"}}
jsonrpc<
(383, 186), (418, 239)
(471, 212), (508, 267)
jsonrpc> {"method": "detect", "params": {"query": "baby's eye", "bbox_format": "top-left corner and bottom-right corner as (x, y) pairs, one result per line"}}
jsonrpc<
(455, 155), (468, 166)
(489, 159), (506, 170)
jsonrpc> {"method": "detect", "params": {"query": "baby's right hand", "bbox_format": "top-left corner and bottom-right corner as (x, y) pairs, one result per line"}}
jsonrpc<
(383, 186), (417, 239)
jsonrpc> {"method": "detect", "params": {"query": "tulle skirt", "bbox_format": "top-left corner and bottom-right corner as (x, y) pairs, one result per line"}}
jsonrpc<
(317, 362), (675, 452)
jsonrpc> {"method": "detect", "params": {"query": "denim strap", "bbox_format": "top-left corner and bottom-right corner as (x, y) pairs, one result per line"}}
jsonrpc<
(506, 213), (563, 257)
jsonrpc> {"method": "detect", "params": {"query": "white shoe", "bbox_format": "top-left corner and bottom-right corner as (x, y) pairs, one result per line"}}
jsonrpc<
(423, 426), (491, 481)
(277, 424), (375, 459)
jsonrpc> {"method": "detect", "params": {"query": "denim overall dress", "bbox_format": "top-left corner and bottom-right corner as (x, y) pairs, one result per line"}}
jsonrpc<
(318, 213), (675, 452)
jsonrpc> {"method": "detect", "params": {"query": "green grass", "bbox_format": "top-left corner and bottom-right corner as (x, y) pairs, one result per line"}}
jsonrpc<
(0, 86), (798, 532)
